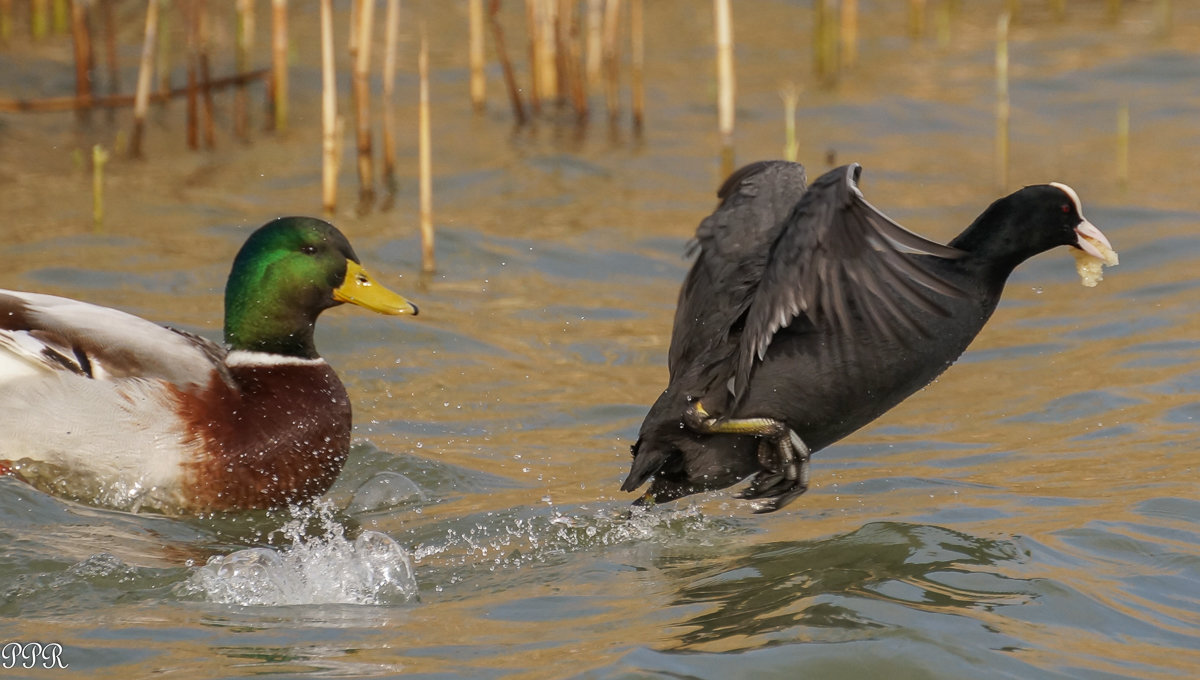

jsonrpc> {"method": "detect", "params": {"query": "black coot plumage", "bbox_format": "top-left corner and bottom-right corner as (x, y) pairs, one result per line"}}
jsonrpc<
(622, 161), (1118, 513)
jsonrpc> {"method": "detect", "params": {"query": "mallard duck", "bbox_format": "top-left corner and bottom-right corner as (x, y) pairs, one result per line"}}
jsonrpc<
(622, 162), (1119, 513)
(0, 216), (417, 515)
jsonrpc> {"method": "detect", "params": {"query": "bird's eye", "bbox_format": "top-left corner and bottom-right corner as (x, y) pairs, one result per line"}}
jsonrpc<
(1061, 204), (1071, 214)
(300, 244), (318, 255)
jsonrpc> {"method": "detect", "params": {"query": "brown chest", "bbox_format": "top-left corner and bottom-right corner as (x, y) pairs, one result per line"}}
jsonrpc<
(174, 361), (352, 512)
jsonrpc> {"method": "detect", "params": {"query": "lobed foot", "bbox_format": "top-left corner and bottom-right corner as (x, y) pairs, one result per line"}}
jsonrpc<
(683, 401), (812, 510)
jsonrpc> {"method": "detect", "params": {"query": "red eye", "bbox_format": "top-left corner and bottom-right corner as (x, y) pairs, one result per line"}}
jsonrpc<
(1061, 204), (1071, 213)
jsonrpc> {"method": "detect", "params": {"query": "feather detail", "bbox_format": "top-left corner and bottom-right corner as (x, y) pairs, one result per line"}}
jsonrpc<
(730, 164), (968, 403)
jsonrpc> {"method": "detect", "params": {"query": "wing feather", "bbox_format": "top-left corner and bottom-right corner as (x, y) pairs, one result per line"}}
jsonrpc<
(730, 163), (968, 402)
(0, 290), (230, 388)
(667, 161), (809, 392)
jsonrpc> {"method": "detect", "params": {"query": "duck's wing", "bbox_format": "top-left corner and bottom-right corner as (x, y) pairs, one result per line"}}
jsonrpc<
(730, 163), (968, 401)
(0, 290), (231, 388)
(669, 161), (809, 379)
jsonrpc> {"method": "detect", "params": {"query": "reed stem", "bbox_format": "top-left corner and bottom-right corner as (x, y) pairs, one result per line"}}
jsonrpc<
(234, 0), (254, 141)
(185, 0), (198, 149)
(157, 1), (171, 100)
(539, 0), (558, 102)
(270, 0), (288, 133)
(840, 0), (857, 70)
(196, 0), (215, 149)
(0, 70), (266, 113)
(320, 0), (337, 213)
(382, 0), (400, 195)
(489, 0), (527, 125)
(630, 0), (644, 133)
(351, 0), (376, 209)
(31, 0), (47, 40)
(53, 0), (67, 34)
(780, 83), (799, 162)
(560, 0), (587, 121)
(92, 145), (109, 230)
(525, 0), (541, 114)
(814, 0), (837, 87)
(585, 0), (602, 90)
(469, 0), (486, 112)
(101, 0), (118, 108)
(603, 0), (622, 124)
(70, 0), (93, 121)
(419, 27), (436, 274)
(714, 0), (734, 175)
(131, 0), (160, 158)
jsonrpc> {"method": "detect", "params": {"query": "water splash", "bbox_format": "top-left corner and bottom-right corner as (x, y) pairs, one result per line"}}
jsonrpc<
(412, 502), (743, 577)
(183, 505), (417, 606)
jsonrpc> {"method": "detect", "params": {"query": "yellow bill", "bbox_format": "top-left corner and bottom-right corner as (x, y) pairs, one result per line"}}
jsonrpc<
(333, 260), (419, 315)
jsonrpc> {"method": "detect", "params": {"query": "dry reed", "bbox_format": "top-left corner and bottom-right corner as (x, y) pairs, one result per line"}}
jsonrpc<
(525, 0), (541, 113)
(69, 0), (93, 120)
(560, 0), (587, 120)
(320, 0), (337, 213)
(602, 0), (621, 124)
(780, 83), (799, 162)
(418, 27), (435, 274)
(382, 0), (401, 195)
(92, 144), (109, 230)
(351, 0), (376, 209)
(489, 0), (527, 125)
(630, 0), (643, 132)
(270, 0), (288, 132)
(840, 0), (857, 70)
(234, 0), (254, 141)
(585, 0), (602, 89)
(185, 1), (198, 149)
(714, 0), (734, 175)
(196, 0), (215, 149)
(814, 0), (837, 87)
(32, 0), (47, 40)
(469, 0), (486, 111)
(100, 0), (118, 107)
(130, 0), (160, 158)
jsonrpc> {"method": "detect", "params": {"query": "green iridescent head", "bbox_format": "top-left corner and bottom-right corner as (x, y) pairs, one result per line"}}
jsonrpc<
(223, 217), (417, 357)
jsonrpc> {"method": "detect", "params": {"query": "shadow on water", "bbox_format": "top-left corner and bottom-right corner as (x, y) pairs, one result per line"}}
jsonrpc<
(660, 522), (1032, 652)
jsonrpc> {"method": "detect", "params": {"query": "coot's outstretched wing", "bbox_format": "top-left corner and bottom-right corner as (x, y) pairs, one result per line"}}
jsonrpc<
(730, 164), (968, 401)
(669, 161), (808, 381)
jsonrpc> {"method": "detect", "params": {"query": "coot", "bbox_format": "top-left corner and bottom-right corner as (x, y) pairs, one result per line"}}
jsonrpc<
(622, 162), (1118, 513)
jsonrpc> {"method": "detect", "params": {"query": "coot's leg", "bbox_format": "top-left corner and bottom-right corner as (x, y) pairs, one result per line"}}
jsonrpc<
(683, 401), (811, 510)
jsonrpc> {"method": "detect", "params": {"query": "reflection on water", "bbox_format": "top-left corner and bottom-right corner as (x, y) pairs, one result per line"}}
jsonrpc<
(665, 522), (1031, 651)
(2, 1), (1200, 678)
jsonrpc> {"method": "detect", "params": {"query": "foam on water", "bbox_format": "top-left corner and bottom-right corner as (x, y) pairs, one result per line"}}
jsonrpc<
(184, 505), (417, 606)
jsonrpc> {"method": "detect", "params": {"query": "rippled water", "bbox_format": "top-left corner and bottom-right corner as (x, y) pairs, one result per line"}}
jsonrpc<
(2, 2), (1198, 678)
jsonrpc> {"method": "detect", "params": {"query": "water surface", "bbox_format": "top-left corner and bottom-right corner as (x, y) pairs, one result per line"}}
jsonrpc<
(1, 2), (1198, 678)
